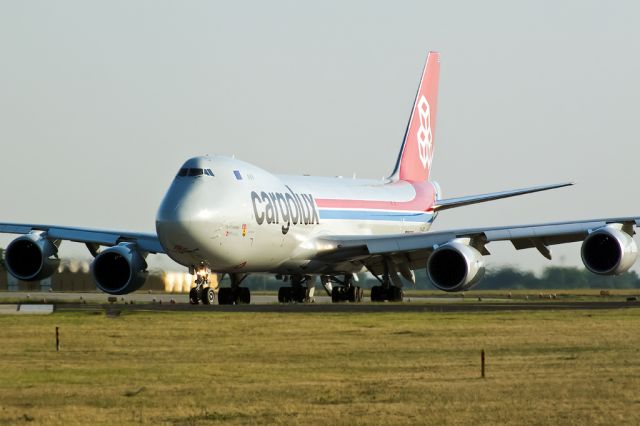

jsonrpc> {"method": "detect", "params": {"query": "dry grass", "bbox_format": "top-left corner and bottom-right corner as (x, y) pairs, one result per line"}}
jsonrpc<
(404, 288), (640, 300)
(1, 308), (639, 425)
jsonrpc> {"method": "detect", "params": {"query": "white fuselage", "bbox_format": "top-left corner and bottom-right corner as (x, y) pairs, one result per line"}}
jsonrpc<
(155, 156), (438, 275)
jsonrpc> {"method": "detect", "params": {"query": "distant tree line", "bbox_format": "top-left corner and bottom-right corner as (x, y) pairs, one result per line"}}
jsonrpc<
(243, 266), (640, 291)
(445, 266), (640, 290)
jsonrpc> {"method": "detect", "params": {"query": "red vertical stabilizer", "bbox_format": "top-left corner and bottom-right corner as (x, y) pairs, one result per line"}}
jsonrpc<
(391, 52), (440, 182)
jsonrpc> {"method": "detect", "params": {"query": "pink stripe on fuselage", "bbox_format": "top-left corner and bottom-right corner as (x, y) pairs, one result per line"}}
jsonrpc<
(315, 181), (436, 212)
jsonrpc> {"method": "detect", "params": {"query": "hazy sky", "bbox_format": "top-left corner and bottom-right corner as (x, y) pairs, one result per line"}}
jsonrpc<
(1, 1), (639, 273)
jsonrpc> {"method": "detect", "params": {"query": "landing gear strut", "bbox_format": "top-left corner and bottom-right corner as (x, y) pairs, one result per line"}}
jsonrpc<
(189, 266), (216, 305)
(323, 274), (364, 303)
(278, 275), (315, 303)
(218, 273), (251, 305)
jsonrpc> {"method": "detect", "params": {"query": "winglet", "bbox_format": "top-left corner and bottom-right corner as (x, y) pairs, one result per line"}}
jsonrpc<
(432, 182), (574, 212)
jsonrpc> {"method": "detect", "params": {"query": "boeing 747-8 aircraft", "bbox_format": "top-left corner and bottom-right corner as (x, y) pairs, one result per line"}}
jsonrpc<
(1, 52), (638, 304)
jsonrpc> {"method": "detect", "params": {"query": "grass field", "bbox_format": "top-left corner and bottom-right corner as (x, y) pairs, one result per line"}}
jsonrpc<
(1, 307), (640, 425)
(402, 288), (640, 300)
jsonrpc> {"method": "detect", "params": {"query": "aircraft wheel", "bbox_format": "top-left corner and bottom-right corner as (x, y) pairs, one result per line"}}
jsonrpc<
(189, 287), (199, 305)
(331, 286), (345, 303)
(346, 286), (357, 302)
(370, 286), (383, 302)
(240, 287), (251, 304)
(347, 286), (363, 302)
(278, 287), (292, 303)
(202, 287), (215, 305)
(388, 286), (404, 302)
(292, 286), (306, 303)
(218, 287), (231, 305)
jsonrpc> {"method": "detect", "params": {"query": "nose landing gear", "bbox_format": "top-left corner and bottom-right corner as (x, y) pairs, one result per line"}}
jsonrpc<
(189, 266), (216, 305)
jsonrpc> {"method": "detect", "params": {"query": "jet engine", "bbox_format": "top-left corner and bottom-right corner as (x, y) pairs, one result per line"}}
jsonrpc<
(91, 243), (148, 295)
(4, 232), (60, 281)
(581, 225), (638, 275)
(427, 240), (485, 292)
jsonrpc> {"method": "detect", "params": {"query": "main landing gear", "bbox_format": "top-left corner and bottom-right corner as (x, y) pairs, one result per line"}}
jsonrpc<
(321, 274), (364, 303)
(277, 275), (315, 303)
(189, 266), (216, 305)
(218, 273), (251, 305)
(369, 266), (404, 302)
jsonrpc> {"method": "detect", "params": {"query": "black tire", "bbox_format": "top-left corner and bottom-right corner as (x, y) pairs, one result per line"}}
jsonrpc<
(292, 286), (306, 303)
(278, 287), (292, 303)
(331, 286), (344, 303)
(189, 287), (199, 305)
(218, 287), (231, 305)
(346, 286), (356, 302)
(370, 286), (382, 302)
(388, 286), (404, 302)
(240, 287), (251, 304)
(230, 288), (240, 305)
(202, 287), (215, 305)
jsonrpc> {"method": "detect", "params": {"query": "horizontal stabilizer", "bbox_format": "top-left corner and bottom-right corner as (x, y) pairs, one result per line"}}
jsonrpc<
(433, 182), (574, 212)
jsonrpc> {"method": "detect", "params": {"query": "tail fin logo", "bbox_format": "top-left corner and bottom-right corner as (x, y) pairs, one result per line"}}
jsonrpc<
(416, 95), (433, 170)
(391, 51), (440, 182)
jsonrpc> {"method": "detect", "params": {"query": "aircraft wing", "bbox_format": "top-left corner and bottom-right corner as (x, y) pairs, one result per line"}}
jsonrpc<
(315, 216), (640, 276)
(0, 223), (164, 254)
(433, 182), (574, 211)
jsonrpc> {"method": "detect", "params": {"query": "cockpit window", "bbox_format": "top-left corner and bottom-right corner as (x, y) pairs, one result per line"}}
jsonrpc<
(177, 168), (214, 178)
(187, 168), (204, 176)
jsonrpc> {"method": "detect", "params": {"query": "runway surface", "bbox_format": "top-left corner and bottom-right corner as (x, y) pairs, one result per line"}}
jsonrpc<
(1, 291), (639, 313)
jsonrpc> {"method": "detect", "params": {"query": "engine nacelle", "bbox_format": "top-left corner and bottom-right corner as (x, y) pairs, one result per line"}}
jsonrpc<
(5, 232), (60, 281)
(581, 225), (638, 275)
(427, 240), (485, 292)
(91, 243), (148, 295)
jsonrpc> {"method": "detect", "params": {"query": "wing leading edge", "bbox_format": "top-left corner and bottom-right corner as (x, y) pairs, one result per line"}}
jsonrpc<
(0, 223), (164, 254)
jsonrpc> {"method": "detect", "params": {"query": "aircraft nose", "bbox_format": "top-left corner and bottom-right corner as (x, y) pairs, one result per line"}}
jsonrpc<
(155, 180), (213, 250)
(156, 183), (196, 225)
